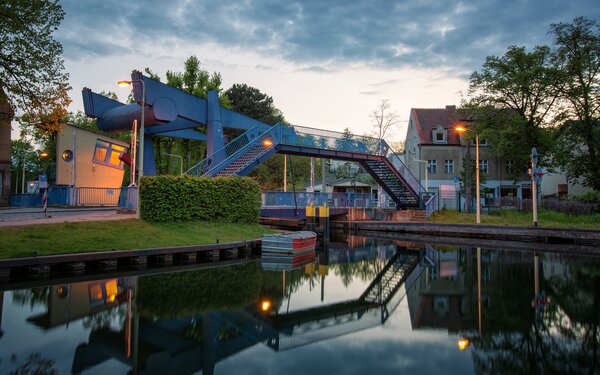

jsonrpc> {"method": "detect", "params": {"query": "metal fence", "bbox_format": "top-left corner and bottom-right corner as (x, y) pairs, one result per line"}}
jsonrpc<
(9, 186), (137, 208)
(262, 192), (378, 208)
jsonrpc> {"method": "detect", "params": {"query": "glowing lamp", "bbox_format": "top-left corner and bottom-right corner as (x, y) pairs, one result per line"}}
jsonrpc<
(117, 80), (133, 87)
(261, 299), (272, 312)
(457, 338), (470, 351)
(454, 125), (467, 133)
(263, 139), (273, 147)
(40, 151), (49, 158)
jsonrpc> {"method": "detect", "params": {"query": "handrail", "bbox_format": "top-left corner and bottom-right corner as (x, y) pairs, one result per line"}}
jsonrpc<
(185, 126), (264, 175)
(424, 193), (437, 220)
(206, 124), (281, 176)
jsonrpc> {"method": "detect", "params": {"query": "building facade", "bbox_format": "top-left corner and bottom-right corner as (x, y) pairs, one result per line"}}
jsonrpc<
(404, 105), (531, 210)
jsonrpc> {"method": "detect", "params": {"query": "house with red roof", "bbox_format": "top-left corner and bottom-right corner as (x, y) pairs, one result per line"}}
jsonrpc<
(404, 105), (531, 210)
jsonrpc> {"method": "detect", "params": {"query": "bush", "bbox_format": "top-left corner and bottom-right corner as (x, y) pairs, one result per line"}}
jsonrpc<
(139, 175), (261, 223)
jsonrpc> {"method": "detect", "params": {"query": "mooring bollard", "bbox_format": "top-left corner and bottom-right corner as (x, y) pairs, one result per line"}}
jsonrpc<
(305, 203), (316, 231)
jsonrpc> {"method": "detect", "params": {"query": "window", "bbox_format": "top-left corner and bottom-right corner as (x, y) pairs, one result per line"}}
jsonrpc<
(93, 139), (126, 169)
(479, 159), (488, 174)
(427, 160), (437, 174)
(444, 159), (454, 174)
(505, 160), (514, 174)
(432, 125), (447, 144)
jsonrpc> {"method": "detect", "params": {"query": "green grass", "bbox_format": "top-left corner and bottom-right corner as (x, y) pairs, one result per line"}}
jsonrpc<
(429, 208), (600, 229)
(0, 220), (275, 259)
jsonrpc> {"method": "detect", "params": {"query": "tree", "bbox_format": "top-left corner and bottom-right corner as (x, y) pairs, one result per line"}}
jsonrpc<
(11, 138), (41, 193)
(370, 99), (399, 142)
(466, 45), (563, 174)
(550, 17), (600, 190)
(224, 83), (285, 125)
(0, 0), (71, 134)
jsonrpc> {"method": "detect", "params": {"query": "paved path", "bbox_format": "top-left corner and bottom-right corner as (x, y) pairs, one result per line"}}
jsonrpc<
(0, 207), (136, 227)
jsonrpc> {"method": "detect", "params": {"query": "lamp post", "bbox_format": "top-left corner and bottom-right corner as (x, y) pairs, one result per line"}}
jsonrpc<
(455, 125), (480, 224)
(163, 153), (183, 176)
(118, 79), (145, 220)
(414, 159), (428, 192)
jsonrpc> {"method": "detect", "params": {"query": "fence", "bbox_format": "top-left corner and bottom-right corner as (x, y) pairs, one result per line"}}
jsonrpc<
(262, 192), (378, 209)
(9, 186), (137, 209)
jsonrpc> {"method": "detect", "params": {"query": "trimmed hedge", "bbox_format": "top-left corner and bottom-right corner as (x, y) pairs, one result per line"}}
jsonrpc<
(140, 175), (261, 223)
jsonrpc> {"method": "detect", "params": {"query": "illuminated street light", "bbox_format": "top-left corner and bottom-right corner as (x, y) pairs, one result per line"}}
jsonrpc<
(260, 299), (272, 312)
(263, 139), (273, 147)
(455, 125), (480, 224)
(118, 79), (145, 220)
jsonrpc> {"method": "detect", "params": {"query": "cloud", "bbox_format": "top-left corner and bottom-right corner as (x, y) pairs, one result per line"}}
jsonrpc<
(57, 0), (599, 76)
(359, 91), (380, 95)
(295, 66), (332, 73)
(370, 79), (399, 87)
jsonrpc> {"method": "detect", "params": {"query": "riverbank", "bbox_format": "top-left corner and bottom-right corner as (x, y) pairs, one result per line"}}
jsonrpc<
(0, 220), (273, 259)
(429, 209), (600, 229)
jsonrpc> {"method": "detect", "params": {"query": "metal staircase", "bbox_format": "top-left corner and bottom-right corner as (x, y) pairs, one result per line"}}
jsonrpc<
(360, 251), (419, 304)
(362, 159), (419, 207)
(186, 123), (430, 209)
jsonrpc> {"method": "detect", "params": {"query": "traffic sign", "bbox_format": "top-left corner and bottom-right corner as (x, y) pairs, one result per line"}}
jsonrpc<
(39, 174), (48, 189)
(531, 147), (538, 168)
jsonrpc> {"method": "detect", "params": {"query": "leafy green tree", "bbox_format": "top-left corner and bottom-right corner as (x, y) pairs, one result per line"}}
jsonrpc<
(224, 83), (285, 125)
(11, 138), (41, 193)
(0, 0), (70, 135)
(550, 17), (600, 190)
(465, 45), (562, 174)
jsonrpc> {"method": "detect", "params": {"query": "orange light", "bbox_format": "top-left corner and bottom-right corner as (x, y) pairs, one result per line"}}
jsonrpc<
(117, 80), (132, 87)
(261, 299), (272, 312)
(39, 151), (49, 158)
(263, 139), (273, 147)
(455, 125), (467, 133)
(457, 338), (470, 350)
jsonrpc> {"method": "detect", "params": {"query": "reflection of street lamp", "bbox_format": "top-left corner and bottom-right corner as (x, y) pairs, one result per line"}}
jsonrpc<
(414, 159), (428, 191)
(162, 153), (183, 176)
(455, 125), (480, 224)
(118, 79), (145, 220)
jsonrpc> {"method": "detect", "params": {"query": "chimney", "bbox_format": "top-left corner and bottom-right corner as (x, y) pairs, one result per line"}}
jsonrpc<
(445, 105), (456, 110)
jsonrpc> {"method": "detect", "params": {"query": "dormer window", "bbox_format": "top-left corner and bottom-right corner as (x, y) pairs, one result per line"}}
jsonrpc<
(432, 125), (447, 144)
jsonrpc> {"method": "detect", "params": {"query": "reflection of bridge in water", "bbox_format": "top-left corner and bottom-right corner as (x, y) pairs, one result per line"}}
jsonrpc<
(70, 248), (423, 374)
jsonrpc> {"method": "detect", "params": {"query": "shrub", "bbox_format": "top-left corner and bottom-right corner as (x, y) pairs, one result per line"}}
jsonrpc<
(139, 175), (261, 223)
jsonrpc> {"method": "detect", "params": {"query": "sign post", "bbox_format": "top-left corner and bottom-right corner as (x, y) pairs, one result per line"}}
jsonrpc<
(39, 174), (48, 218)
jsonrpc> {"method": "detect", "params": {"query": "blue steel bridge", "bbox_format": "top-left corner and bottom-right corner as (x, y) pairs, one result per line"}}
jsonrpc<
(83, 71), (430, 209)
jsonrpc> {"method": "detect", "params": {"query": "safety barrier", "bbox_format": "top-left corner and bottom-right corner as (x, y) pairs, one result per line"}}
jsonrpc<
(9, 186), (133, 208)
(262, 192), (378, 208)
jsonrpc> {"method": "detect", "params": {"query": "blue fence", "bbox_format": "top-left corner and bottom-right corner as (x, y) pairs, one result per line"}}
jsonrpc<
(9, 186), (138, 209)
(262, 192), (378, 208)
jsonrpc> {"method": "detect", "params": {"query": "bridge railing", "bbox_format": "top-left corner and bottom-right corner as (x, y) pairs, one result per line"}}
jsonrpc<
(262, 192), (378, 208)
(283, 125), (426, 196)
(186, 126), (265, 176)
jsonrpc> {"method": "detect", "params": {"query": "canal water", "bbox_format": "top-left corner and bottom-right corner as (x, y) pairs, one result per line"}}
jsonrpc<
(0, 233), (598, 374)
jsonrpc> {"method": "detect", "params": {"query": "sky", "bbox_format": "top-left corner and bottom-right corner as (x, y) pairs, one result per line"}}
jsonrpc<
(17, 0), (598, 142)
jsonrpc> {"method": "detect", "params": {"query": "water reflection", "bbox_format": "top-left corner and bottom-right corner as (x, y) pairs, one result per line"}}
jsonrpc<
(0, 234), (598, 374)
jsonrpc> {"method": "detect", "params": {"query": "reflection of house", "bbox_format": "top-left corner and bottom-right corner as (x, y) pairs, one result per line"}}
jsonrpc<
(404, 106), (531, 208)
(27, 279), (131, 329)
(56, 124), (128, 205)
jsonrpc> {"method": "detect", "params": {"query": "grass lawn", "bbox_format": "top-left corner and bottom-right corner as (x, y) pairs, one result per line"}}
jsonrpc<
(0, 220), (275, 259)
(430, 209), (600, 229)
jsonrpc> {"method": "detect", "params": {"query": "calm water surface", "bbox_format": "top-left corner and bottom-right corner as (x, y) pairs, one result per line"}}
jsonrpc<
(0, 234), (598, 374)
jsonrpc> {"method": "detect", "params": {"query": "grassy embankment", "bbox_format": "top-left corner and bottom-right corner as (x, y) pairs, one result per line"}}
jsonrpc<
(429, 209), (600, 229)
(0, 220), (274, 259)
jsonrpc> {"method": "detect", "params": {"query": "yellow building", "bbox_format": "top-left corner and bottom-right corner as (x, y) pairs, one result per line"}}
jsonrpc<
(56, 124), (128, 205)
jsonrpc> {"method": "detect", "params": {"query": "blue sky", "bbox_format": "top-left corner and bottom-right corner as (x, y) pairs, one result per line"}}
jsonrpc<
(51, 0), (599, 142)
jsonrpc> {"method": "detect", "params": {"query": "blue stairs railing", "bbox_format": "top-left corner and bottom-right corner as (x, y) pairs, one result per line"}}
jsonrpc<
(186, 123), (434, 210)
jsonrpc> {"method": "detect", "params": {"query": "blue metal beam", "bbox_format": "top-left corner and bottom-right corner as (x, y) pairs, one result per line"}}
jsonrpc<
(157, 129), (207, 141)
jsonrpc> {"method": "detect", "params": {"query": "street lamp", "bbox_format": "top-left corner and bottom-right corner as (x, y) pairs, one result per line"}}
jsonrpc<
(163, 153), (183, 176)
(118, 79), (145, 219)
(455, 125), (480, 224)
(414, 159), (429, 192)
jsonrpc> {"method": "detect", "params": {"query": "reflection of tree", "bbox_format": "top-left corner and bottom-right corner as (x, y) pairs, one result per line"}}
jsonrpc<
(468, 256), (600, 374)
(11, 288), (50, 309)
(332, 258), (382, 287)
(8, 353), (57, 375)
